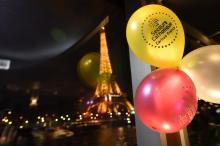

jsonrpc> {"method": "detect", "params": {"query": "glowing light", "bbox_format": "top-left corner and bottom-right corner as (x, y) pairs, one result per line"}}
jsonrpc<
(144, 85), (151, 95)
(8, 111), (12, 115)
(66, 115), (69, 117)
(19, 116), (23, 120)
(216, 108), (220, 114)
(67, 118), (71, 121)
(84, 59), (92, 65)
(209, 54), (220, 61)
(131, 22), (137, 30)
(55, 119), (58, 122)
(94, 30), (123, 98)
(117, 112), (121, 116)
(85, 29), (134, 116)
(99, 31), (113, 74)
(19, 126), (23, 129)
(131, 111), (135, 114)
(209, 89), (220, 98)
(8, 121), (12, 125)
(60, 116), (64, 119)
(4, 119), (8, 123)
(25, 120), (29, 124)
(105, 96), (108, 102)
(96, 114), (99, 117)
(37, 116), (41, 119)
(30, 96), (38, 107)
(109, 95), (112, 102)
(163, 123), (170, 130)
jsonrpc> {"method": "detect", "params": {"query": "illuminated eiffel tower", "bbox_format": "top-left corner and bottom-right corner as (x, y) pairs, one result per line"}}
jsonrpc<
(84, 27), (134, 117)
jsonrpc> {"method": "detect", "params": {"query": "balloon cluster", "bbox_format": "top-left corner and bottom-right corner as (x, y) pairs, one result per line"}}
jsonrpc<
(127, 4), (220, 133)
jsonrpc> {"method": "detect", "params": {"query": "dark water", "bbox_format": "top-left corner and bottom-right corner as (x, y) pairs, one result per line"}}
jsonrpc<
(0, 125), (137, 146)
(71, 125), (137, 146)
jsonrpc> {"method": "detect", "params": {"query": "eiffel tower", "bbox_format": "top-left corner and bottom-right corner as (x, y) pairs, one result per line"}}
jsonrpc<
(84, 27), (134, 117)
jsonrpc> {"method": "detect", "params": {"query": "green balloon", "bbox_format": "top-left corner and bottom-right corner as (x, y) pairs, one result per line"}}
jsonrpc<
(77, 52), (100, 88)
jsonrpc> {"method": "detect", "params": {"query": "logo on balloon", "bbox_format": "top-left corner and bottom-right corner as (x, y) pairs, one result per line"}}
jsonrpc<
(141, 12), (178, 47)
(126, 4), (185, 67)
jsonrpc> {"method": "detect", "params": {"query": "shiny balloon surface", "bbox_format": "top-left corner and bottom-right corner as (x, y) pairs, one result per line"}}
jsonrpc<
(77, 52), (100, 88)
(180, 45), (220, 104)
(135, 69), (197, 133)
(126, 4), (185, 68)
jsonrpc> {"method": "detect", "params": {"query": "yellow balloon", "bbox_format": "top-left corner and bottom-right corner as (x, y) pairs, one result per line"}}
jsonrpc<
(126, 4), (185, 68)
(180, 45), (220, 104)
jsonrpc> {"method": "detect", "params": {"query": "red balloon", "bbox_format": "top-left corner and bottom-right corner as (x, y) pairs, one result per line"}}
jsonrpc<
(135, 68), (198, 133)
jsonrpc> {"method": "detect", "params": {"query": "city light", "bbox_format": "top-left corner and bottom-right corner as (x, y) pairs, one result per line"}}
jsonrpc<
(4, 119), (8, 123)
(163, 123), (171, 130)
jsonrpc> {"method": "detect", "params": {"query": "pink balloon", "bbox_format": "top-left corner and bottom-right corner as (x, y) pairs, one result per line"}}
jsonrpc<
(135, 68), (198, 133)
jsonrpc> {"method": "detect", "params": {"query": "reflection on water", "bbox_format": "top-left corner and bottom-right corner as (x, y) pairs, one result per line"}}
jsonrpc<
(72, 125), (136, 146)
(0, 125), (137, 146)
